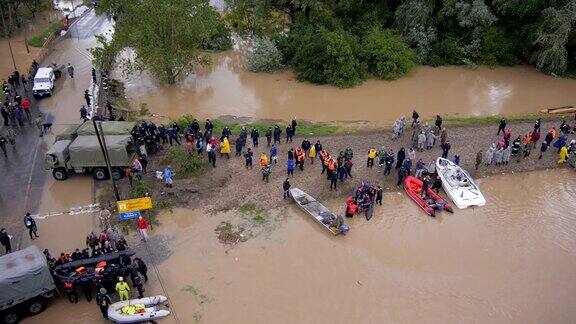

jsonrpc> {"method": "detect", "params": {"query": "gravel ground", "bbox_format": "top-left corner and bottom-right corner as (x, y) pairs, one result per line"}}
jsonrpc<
(114, 119), (575, 212)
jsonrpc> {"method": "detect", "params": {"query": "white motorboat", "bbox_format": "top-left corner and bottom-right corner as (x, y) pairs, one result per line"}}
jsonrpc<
(435, 158), (486, 209)
(108, 295), (170, 323)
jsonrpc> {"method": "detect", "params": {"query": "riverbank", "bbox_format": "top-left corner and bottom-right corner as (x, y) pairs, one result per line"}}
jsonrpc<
(98, 118), (574, 223)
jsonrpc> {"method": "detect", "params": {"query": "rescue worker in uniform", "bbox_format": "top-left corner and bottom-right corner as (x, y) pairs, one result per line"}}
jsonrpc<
(96, 288), (112, 319)
(115, 277), (130, 301)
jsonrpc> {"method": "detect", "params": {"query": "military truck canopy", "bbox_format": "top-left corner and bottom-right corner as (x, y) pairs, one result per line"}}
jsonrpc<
(68, 135), (133, 167)
(76, 121), (137, 136)
(0, 246), (55, 311)
(44, 139), (72, 169)
(55, 124), (82, 142)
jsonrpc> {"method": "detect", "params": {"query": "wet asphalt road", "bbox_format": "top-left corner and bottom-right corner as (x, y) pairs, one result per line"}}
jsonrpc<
(0, 9), (110, 250)
(0, 88), (51, 246)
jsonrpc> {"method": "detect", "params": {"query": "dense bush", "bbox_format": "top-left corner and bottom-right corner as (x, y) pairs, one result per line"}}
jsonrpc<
(230, 0), (576, 82)
(246, 37), (283, 72)
(201, 10), (233, 51)
(292, 28), (364, 88)
(166, 147), (206, 178)
(360, 28), (415, 80)
(479, 26), (519, 66)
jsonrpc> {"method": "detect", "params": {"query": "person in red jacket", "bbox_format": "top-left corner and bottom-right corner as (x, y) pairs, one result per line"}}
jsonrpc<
(136, 216), (149, 241)
(21, 97), (31, 120)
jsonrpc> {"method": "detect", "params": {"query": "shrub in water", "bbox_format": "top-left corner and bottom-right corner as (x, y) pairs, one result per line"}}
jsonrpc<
(246, 37), (284, 72)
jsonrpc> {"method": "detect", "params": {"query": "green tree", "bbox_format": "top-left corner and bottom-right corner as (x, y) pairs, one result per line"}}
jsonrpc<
(246, 37), (284, 72)
(290, 27), (363, 87)
(531, 0), (576, 75)
(478, 26), (518, 66)
(439, 0), (497, 60)
(394, 0), (437, 63)
(100, 0), (230, 84)
(360, 28), (415, 80)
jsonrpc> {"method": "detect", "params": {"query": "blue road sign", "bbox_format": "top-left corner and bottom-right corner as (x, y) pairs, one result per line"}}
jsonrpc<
(119, 210), (141, 220)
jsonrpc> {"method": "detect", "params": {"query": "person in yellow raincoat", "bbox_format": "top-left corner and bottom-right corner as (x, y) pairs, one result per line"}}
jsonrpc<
(115, 277), (130, 301)
(220, 137), (231, 158)
(309, 144), (316, 164)
(259, 153), (269, 168)
(558, 146), (568, 164)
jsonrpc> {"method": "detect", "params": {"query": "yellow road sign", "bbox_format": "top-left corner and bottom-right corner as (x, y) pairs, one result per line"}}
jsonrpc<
(116, 197), (153, 213)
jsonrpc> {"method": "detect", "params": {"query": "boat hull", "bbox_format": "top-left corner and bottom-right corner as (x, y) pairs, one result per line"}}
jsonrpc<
(403, 176), (453, 216)
(290, 188), (341, 235)
(436, 158), (486, 209)
(108, 295), (170, 323)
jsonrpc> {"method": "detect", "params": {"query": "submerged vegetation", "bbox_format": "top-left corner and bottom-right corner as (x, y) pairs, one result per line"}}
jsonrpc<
(95, 0), (232, 84)
(227, 0), (576, 87)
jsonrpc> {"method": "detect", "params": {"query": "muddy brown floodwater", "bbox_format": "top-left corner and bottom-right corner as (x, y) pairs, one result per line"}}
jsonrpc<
(27, 169), (576, 323)
(119, 52), (576, 123)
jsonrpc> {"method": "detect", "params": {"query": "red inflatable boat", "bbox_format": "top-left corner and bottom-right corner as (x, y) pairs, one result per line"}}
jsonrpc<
(403, 176), (453, 216)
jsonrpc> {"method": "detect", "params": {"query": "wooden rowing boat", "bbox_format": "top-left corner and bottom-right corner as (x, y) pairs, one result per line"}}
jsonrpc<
(540, 105), (575, 114)
(290, 188), (341, 235)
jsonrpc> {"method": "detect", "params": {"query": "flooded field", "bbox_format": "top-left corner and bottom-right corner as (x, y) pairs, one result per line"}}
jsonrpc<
(120, 52), (576, 123)
(28, 169), (576, 323)
(152, 169), (576, 323)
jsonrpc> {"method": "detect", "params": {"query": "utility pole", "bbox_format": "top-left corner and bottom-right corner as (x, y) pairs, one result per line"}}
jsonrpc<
(93, 119), (121, 201)
(1, 4), (18, 71)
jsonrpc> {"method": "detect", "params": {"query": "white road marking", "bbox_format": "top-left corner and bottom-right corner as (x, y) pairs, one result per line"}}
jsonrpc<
(32, 203), (101, 220)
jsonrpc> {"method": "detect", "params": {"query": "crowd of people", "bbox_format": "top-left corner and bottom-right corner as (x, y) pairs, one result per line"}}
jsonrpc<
(1, 67), (44, 158)
(122, 109), (576, 203)
(41, 220), (150, 320)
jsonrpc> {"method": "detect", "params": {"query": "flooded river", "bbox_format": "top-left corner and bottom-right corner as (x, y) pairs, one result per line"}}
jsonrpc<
(120, 52), (576, 122)
(27, 169), (576, 323)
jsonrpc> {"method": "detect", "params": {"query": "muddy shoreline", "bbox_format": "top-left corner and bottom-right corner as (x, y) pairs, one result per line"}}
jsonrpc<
(100, 118), (574, 218)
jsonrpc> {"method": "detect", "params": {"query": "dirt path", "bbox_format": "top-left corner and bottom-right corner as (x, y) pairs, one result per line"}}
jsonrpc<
(114, 119), (574, 215)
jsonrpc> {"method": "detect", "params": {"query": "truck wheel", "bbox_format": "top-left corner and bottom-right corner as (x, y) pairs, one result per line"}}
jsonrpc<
(27, 298), (46, 315)
(93, 168), (108, 180)
(111, 168), (124, 180)
(2, 310), (19, 324)
(52, 168), (68, 181)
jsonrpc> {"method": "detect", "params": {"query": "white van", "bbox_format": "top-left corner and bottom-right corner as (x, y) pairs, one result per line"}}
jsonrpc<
(32, 67), (55, 97)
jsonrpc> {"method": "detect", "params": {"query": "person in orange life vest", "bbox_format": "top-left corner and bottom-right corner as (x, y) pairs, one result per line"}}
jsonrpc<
(296, 147), (305, 171)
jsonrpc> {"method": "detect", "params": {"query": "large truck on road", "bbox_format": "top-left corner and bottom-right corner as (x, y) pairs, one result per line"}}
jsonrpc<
(0, 246), (57, 324)
(44, 121), (136, 181)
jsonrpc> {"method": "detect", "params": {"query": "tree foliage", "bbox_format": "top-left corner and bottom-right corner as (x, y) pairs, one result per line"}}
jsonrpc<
(246, 37), (283, 72)
(531, 1), (576, 74)
(1, 0), (52, 36)
(287, 26), (363, 87)
(230, 0), (576, 82)
(360, 28), (416, 80)
(97, 0), (231, 84)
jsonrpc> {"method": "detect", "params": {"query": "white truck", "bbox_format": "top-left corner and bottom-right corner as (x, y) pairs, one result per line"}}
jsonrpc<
(31, 67), (56, 98)
(0, 246), (57, 324)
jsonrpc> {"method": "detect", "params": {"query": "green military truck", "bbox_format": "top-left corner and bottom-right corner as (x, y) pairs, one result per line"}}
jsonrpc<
(0, 246), (57, 324)
(44, 121), (136, 181)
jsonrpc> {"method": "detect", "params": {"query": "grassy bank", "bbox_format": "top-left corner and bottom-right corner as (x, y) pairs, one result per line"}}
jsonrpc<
(27, 20), (63, 48)
(171, 114), (340, 137)
(168, 112), (567, 138)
